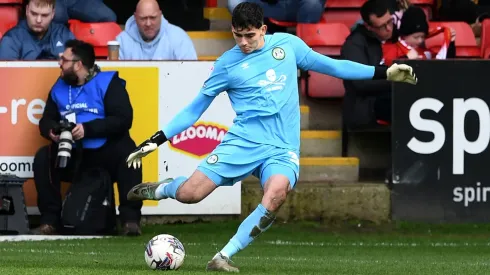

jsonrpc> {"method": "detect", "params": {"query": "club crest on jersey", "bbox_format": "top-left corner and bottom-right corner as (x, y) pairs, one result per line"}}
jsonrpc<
(207, 154), (218, 164)
(272, 47), (285, 60)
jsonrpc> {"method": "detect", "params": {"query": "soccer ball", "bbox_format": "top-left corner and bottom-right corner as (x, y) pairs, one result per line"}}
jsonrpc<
(144, 234), (186, 270)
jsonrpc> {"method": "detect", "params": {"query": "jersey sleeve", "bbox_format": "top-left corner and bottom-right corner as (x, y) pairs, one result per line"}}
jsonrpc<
(200, 57), (230, 97)
(288, 34), (376, 80)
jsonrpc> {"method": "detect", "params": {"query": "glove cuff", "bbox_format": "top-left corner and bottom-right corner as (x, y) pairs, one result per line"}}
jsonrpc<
(149, 130), (168, 146)
(373, 66), (388, 80)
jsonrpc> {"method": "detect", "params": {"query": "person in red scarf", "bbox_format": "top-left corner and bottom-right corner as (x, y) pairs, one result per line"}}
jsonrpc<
(383, 6), (456, 66)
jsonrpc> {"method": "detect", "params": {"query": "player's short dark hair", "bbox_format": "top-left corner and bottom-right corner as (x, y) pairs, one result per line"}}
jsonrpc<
(231, 2), (264, 30)
(360, 0), (392, 25)
(64, 39), (95, 70)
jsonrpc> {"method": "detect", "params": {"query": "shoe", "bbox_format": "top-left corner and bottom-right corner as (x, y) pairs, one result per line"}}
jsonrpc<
(206, 253), (240, 272)
(31, 224), (57, 235)
(122, 222), (141, 236)
(127, 178), (173, 201)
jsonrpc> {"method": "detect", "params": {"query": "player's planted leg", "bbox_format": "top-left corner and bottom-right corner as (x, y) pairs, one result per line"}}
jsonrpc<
(207, 175), (290, 272)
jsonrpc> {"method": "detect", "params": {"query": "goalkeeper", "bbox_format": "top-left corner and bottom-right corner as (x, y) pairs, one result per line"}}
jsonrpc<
(126, 2), (417, 273)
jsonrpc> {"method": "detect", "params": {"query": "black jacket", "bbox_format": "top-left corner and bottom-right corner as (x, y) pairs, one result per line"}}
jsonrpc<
(340, 25), (392, 128)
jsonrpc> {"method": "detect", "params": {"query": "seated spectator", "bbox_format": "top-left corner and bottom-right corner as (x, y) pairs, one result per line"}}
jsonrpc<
(53, 0), (117, 24)
(351, 0), (409, 31)
(340, 0), (395, 128)
(116, 0), (197, 60)
(382, 6), (456, 66)
(0, 0), (75, 60)
(227, 0), (327, 23)
(32, 39), (143, 236)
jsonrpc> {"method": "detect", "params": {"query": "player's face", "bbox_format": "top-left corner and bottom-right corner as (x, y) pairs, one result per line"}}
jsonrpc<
(232, 25), (267, 54)
(403, 32), (426, 48)
(365, 11), (394, 41)
(25, 2), (54, 35)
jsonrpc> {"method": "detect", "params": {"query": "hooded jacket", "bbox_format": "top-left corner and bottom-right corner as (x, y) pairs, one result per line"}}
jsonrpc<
(116, 15), (197, 60)
(0, 20), (75, 60)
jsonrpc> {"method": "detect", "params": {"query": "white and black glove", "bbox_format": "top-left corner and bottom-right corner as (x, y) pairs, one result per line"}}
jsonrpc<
(126, 130), (168, 169)
(386, 63), (418, 85)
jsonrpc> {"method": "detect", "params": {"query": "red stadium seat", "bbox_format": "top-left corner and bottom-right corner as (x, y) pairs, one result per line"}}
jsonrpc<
(426, 21), (480, 58)
(480, 19), (490, 58)
(322, 10), (362, 28)
(0, 5), (20, 36)
(0, 0), (22, 4)
(268, 18), (298, 28)
(68, 20), (122, 59)
(297, 23), (350, 98)
(326, 0), (434, 8)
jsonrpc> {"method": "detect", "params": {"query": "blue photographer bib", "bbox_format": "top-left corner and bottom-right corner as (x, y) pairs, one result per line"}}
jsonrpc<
(51, 71), (117, 149)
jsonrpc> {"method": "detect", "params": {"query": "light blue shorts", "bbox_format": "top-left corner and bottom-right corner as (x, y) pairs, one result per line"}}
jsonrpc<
(197, 138), (300, 189)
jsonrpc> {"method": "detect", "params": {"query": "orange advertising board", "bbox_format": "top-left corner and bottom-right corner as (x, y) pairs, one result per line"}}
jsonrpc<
(0, 66), (159, 209)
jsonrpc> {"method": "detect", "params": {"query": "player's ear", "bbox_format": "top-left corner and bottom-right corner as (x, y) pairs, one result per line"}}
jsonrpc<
(260, 24), (267, 36)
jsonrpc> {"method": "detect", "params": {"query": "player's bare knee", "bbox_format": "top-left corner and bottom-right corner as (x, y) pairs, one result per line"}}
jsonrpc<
(262, 189), (288, 212)
(176, 188), (204, 204)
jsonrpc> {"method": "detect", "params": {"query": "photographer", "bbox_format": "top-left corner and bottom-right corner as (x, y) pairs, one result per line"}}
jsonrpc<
(32, 39), (143, 236)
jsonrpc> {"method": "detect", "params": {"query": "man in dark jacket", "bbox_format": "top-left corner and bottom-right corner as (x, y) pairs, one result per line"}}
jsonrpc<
(0, 0), (75, 60)
(341, 0), (396, 128)
(32, 39), (143, 236)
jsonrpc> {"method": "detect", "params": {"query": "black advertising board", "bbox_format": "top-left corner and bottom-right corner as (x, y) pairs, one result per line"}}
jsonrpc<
(392, 60), (490, 222)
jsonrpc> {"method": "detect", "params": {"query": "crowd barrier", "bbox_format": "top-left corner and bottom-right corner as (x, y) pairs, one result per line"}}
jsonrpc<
(0, 61), (241, 216)
(392, 60), (490, 222)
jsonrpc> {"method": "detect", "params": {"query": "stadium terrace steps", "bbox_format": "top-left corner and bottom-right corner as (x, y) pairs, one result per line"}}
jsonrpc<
(243, 157), (360, 183)
(300, 105), (309, 130)
(301, 130), (342, 157)
(204, 7), (232, 31)
(204, 7), (231, 20)
(188, 31), (235, 57)
(241, 181), (389, 223)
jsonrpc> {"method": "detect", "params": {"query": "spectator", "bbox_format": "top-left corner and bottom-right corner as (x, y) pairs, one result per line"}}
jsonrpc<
(382, 6), (456, 66)
(351, 0), (410, 31)
(0, 0), (74, 60)
(116, 0), (197, 60)
(53, 0), (117, 24)
(32, 39), (143, 236)
(227, 0), (327, 23)
(340, 0), (395, 128)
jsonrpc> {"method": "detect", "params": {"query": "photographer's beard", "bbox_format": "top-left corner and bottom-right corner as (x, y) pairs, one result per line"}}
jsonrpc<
(60, 65), (79, 86)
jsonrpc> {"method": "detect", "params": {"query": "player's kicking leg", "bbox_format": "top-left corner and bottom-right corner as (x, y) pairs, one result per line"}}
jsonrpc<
(127, 169), (217, 204)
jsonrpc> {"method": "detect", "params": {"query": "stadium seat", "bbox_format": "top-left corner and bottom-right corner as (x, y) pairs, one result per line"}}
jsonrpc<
(0, 5), (20, 36)
(68, 20), (122, 59)
(426, 21), (480, 58)
(297, 23), (350, 98)
(480, 19), (490, 58)
(322, 10), (361, 28)
(0, 0), (22, 4)
(268, 18), (298, 28)
(326, 0), (434, 8)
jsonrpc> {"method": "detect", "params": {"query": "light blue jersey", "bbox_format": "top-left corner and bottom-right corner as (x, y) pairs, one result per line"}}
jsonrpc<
(201, 33), (303, 150)
(161, 32), (378, 186)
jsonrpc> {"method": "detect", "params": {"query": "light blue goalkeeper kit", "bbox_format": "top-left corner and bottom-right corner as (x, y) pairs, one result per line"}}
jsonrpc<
(156, 32), (379, 259)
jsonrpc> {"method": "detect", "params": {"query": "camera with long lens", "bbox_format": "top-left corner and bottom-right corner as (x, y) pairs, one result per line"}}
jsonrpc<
(53, 118), (76, 168)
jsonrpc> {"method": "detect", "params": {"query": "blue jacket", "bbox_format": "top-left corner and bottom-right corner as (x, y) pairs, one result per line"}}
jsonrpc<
(116, 15), (197, 60)
(0, 20), (75, 60)
(50, 71), (118, 149)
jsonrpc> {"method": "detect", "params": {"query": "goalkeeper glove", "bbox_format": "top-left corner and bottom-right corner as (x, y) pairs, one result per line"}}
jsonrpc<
(386, 63), (418, 85)
(126, 130), (168, 169)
